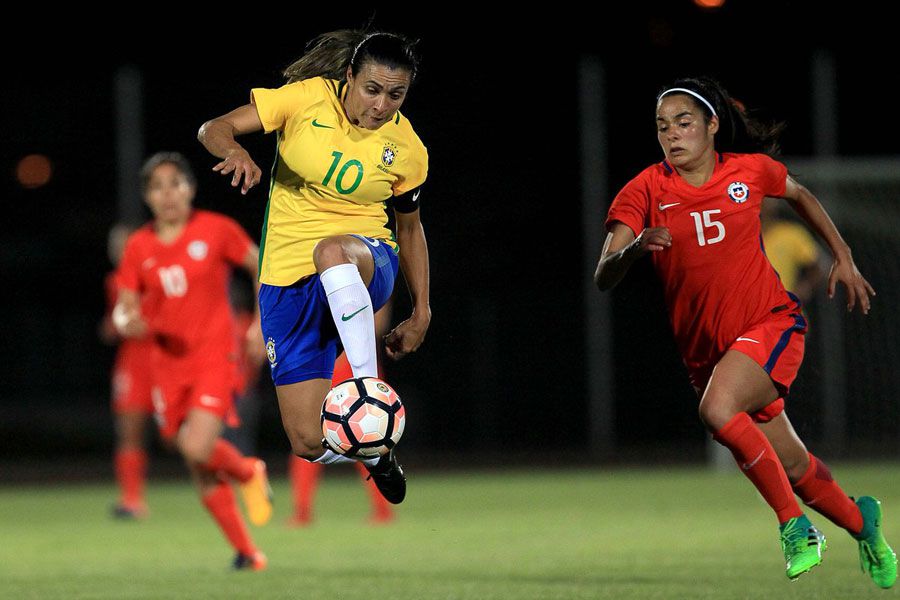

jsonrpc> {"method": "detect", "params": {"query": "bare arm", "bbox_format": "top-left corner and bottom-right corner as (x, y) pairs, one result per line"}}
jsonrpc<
(384, 208), (430, 360)
(593, 223), (671, 291)
(779, 175), (875, 314)
(197, 104), (265, 195)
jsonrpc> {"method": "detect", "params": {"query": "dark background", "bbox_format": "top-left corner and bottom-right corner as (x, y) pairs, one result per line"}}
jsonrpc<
(2, 3), (895, 473)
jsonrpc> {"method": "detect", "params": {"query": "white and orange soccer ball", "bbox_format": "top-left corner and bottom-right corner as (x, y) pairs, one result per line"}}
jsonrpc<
(321, 377), (405, 458)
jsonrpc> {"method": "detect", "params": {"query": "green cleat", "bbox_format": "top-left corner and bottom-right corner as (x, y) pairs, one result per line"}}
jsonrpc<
(853, 496), (898, 589)
(780, 514), (826, 580)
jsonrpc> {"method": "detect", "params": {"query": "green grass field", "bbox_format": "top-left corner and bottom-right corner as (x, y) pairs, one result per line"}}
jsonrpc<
(2, 464), (898, 599)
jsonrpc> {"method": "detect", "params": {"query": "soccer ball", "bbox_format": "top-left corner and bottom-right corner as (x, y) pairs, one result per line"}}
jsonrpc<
(321, 377), (405, 458)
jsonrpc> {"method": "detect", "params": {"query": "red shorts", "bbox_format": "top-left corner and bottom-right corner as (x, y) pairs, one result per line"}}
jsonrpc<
(151, 368), (239, 440)
(689, 311), (807, 423)
(111, 344), (154, 415)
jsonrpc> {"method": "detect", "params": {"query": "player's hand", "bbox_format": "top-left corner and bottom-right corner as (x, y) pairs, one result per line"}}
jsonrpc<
(633, 227), (672, 254)
(384, 311), (430, 360)
(212, 148), (262, 195)
(244, 321), (267, 365)
(827, 253), (875, 315)
(112, 304), (147, 338)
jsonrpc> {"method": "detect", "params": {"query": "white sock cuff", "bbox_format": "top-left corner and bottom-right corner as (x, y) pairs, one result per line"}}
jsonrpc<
(313, 449), (354, 465)
(320, 263), (364, 296)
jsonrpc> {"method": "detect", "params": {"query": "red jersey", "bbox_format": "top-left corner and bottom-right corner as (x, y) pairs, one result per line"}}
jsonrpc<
(606, 153), (796, 372)
(117, 210), (253, 385)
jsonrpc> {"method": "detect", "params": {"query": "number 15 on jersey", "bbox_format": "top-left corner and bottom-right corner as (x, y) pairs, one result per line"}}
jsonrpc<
(689, 210), (725, 247)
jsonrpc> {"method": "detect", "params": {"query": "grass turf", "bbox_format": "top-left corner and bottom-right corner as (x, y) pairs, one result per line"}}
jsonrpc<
(1, 463), (898, 599)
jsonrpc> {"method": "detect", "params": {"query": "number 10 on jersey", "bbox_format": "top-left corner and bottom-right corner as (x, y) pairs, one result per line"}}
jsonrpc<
(323, 151), (363, 194)
(689, 210), (725, 247)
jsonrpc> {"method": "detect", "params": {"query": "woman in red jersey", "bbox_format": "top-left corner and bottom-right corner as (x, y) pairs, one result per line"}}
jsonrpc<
(101, 224), (154, 518)
(594, 77), (895, 587)
(114, 152), (271, 571)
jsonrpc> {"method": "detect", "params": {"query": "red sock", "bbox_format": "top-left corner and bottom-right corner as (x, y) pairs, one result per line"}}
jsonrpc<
(289, 455), (323, 521)
(202, 439), (255, 483)
(714, 413), (803, 524)
(793, 452), (863, 535)
(355, 461), (392, 518)
(115, 448), (147, 507)
(332, 352), (353, 385)
(202, 481), (256, 555)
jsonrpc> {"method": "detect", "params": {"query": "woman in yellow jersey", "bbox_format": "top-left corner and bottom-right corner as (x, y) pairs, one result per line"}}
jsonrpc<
(198, 31), (430, 504)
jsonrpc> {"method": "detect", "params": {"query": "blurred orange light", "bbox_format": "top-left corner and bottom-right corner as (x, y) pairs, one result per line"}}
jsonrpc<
(16, 154), (53, 189)
(694, 0), (725, 7)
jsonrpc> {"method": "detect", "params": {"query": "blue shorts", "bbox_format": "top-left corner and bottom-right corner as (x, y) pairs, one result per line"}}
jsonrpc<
(259, 236), (398, 386)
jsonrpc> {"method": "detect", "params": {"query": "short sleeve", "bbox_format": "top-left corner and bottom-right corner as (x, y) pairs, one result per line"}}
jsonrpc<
(217, 216), (254, 266)
(250, 79), (319, 134)
(392, 141), (428, 196)
(116, 236), (142, 292)
(755, 154), (789, 198)
(606, 172), (651, 237)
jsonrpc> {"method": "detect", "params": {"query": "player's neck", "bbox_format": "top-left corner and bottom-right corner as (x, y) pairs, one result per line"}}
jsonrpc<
(155, 219), (188, 244)
(674, 151), (717, 187)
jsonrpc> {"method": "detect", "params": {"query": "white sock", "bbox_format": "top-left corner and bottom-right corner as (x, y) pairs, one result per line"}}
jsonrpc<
(320, 263), (377, 378)
(314, 449), (378, 466)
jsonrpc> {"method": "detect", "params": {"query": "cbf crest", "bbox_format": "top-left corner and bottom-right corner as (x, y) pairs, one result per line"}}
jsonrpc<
(727, 181), (749, 204)
(266, 337), (277, 367)
(381, 142), (398, 168)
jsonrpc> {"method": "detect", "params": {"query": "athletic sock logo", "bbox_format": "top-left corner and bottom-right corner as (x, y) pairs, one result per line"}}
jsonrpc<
(341, 306), (369, 321)
(742, 449), (765, 471)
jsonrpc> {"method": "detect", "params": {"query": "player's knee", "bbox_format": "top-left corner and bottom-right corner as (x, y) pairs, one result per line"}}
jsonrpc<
(313, 237), (353, 271)
(698, 395), (738, 432)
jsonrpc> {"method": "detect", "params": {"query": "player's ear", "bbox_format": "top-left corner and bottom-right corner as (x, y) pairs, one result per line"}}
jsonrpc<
(345, 65), (354, 84)
(708, 114), (720, 136)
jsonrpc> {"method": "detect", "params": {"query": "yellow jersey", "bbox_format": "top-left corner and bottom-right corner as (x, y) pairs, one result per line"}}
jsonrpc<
(762, 221), (820, 292)
(251, 77), (428, 286)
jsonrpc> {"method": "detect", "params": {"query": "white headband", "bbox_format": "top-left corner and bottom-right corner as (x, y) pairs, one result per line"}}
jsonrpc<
(659, 88), (717, 117)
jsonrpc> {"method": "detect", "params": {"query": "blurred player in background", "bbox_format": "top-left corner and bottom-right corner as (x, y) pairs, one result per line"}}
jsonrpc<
(761, 199), (823, 304)
(223, 277), (267, 456)
(288, 302), (395, 526)
(114, 152), (272, 571)
(595, 77), (895, 587)
(100, 223), (153, 519)
(198, 30), (431, 505)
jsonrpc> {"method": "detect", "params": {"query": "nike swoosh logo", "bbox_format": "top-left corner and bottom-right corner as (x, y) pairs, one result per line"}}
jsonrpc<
(742, 449), (765, 471)
(736, 337), (760, 344)
(312, 119), (334, 129)
(341, 306), (369, 321)
(412, 190), (421, 203)
(658, 202), (681, 211)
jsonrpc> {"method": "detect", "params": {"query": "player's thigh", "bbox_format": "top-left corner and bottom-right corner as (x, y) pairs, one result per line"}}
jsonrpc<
(277, 378), (333, 457)
(699, 350), (780, 428)
(757, 411), (809, 482)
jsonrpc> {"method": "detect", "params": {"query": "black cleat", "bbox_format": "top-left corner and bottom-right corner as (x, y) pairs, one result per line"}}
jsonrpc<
(365, 449), (406, 504)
